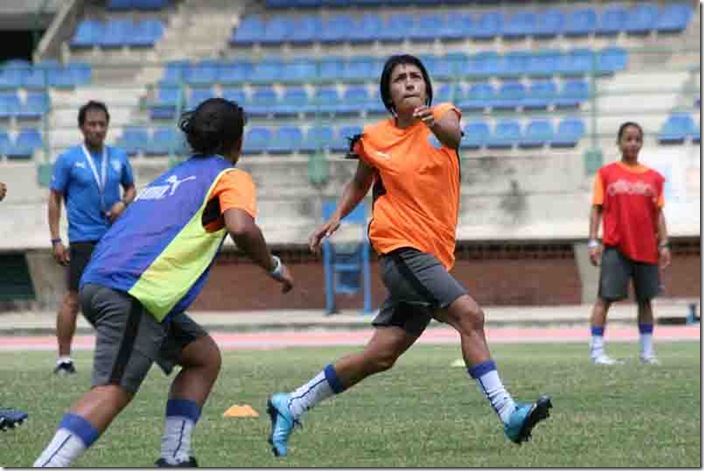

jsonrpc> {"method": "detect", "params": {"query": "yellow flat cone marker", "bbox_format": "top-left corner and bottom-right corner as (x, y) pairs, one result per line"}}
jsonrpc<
(451, 358), (465, 367)
(223, 404), (259, 418)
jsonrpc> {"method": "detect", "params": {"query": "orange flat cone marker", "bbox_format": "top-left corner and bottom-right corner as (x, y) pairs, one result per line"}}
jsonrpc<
(223, 404), (259, 418)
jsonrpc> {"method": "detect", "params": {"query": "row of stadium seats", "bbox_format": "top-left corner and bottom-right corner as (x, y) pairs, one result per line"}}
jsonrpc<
(71, 19), (165, 48)
(147, 79), (590, 120)
(107, 0), (169, 10)
(118, 118), (585, 156)
(0, 60), (91, 89)
(658, 113), (701, 144)
(0, 91), (50, 119)
(0, 128), (43, 159)
(233, 4), (692, 45)
(265, 0), (530, 6)
(158, 48), (627, 87)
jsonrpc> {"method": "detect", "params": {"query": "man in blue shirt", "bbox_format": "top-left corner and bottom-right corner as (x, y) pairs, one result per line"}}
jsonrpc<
(47, 100), (136, 375)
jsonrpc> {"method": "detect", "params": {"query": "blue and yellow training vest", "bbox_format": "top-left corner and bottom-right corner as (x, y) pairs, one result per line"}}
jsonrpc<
(80, 154), (236, 322)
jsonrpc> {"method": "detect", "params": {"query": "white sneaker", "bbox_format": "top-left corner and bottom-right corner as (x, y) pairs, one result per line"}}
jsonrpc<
(592, 354), (623, 365)
(640, 355), (660, 365)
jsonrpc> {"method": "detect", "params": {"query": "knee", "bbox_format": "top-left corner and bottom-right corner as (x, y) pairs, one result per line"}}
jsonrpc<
(192, 336), (221, 375)
(452, 299), (485, 332)
(62, 293), (80, 313)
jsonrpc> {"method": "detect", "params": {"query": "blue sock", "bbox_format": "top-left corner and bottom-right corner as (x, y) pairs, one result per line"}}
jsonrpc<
(289, 364), (344, 418)
(34, 413), (99, 467)
(638, 323), (654, 357)
(590, 326), (605, 358)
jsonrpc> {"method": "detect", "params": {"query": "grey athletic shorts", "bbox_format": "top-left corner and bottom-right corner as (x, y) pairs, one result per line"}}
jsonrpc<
(599, 247), (661, 302)
(373, 247), (468, 336)
(79, 283), (208, 394)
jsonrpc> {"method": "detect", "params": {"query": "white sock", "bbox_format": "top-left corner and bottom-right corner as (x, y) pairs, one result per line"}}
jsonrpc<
(468, 360), (516, 424)
(288, 364), (344, 419)
(160, 399), (200, 465)
(639, 323), (655, 358)
(590, 326), (605, 359)
(57, 356), (73, 365)
(160, 417), (195, 465)
(34, 414), (97, 467)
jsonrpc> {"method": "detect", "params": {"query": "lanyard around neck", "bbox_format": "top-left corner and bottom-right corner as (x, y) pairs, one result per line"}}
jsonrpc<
(81, 144), (108, 194)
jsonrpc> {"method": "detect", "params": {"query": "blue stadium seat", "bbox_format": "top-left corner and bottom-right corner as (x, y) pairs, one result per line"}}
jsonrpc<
(656, 4), (692, 33)
(527, 50), (560, 77)
(311, 87), (340, 114)
(17, 91), (50, 120)
(248, 86), (278, 116)
(146, 127), (181, 155)
(283, 60), (317, 83)
(0, 129), (10, 155)
(332, 125), (363, 153)
(289, 16), (323, 44)
(487, 120), (521, 148)
(348, 14), (384, 43)
(442, 12), (472, 40)
(502, 51), (531, 78)
(107, 0), (132, 9)
(465, 51), (499, 79)
(98, 19), (132, 48)
(221, 88), (246, 104)
(422, 55), (451, 81)
(551, 118), (584, 147)
(67, 62), (91, 86)
(9, 128), (42, 159)
(187, 86), (216, 110)
(596, 5), (627, 36)
(494, 81), (525, 110)
(461, 121), (490, 149)
(534, 9), (564, 38)
(243, 127), (272, 154)
(444, 52), (469, 78)
(470, 11), (502, 40)
(127, 19), (164, 47)
(658, 113), (697, 144)
(71, 20), (101, 48)
(344, 56), (377, 82)
(269, 126), (304, 154)
(149, 86), (182, 120)
(119, 126), (149, 156)
(302, 125), (335, 153)
(378, 13), (414, 43)
(217, 61), (252, 85)
(503, 11), (536, 39)
(126, 0), (169, 10)
(262, 16), (295, 44)
(185, 61), (218, 86)
(338, 86), (369, 114)
(597, 47), (628, 75)
(231, 17), (265, 45)
(320, 14), (354, 43)
(624, 4), (658, 35)
(459, 82), (494, 111)
(434, 83), (454, 103)
(277, 87), (311, 115)
(520, 119), (553, 148)
(0, 92), (20, 119)
(555, 79), (589, 108)
(22, 69), (48, 89)
(556, 49), (594, 76)
(564, 8), (597, 37)
(410, 13), (446, 42)
(251, 58), (284, 84)
(522, 80), (557, 109)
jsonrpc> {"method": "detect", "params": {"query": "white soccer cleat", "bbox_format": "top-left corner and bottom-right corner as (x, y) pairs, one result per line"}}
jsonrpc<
(640, 355), (660, 365)
(592, 354), (623, 365)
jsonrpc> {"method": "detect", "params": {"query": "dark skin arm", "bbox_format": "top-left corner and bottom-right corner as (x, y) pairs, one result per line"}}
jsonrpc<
(225, 208), (293, 293)
(308, 159), (376, 253)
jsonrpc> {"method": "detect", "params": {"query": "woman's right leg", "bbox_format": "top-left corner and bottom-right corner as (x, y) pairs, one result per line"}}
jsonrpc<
(267, 325), (419, 457)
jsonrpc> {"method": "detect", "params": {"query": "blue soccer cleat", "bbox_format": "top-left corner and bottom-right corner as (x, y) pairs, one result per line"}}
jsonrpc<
(0, 408), (28, 431)
(504, 396), (552, 444)
(266, 393), (299, 457)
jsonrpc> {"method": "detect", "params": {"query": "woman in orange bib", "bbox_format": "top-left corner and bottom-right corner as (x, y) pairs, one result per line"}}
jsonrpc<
(266, 54), (551, 457)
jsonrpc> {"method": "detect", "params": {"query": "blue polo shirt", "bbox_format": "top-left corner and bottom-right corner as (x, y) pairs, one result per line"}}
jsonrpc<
(50, 144), (135, 243)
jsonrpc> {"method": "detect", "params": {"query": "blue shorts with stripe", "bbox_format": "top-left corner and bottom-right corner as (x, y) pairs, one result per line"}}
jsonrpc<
(373, 247), (468, 336)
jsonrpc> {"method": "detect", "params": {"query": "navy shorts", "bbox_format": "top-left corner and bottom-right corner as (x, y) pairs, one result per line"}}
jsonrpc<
(373, 248), (468, 336)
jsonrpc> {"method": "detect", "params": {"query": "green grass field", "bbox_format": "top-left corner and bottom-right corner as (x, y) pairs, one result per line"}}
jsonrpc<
(1, 341), (700, 467)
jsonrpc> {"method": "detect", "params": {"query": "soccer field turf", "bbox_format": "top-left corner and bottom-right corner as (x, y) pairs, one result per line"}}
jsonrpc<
(1, 341), (699, 467)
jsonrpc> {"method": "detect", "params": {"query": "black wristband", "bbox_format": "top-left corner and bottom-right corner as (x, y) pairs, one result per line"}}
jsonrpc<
(51, 238), (62, 246)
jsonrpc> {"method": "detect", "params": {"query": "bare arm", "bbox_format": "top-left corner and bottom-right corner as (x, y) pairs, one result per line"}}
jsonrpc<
(657, 208), (671, 268)
(48, 190), (63, 242)
(429, 110), (462, 149)
(308, 160), (375, 253)
(122, 183), (136, 205)
(588, 205), (603, 266)
(225, 208), (293, 292)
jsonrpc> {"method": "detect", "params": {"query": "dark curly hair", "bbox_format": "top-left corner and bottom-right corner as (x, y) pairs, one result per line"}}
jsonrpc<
(178, 97), (247, 156)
